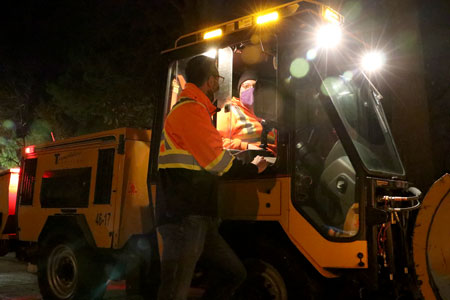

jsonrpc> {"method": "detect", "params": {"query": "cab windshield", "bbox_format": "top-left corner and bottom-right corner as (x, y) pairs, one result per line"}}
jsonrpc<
(320, 71), (405, 176)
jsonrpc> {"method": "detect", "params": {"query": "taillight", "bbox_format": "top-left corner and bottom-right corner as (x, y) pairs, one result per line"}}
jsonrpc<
(8, 168), (20, 215)
(25, 146), (35, 154)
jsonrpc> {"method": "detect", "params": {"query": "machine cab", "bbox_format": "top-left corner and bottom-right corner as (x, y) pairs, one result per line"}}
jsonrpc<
(152, 1), (406, 246)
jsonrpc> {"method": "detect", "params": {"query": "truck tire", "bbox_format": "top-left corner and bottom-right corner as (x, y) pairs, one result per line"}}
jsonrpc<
(234, 241), (322, 300)
(37, 234), (107, 300)
(235, 258), (288, 300)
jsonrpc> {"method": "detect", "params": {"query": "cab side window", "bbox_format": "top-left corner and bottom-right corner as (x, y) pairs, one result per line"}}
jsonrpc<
(163, 49), (233, 121)
(216, 42), (278, 158)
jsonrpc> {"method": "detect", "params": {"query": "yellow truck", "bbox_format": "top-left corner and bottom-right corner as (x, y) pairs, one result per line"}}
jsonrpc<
(3, 1), (450, 299)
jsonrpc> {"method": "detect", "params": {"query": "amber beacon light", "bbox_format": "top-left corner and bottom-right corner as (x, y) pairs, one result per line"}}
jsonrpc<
(256, 11), (279, 25)
(203, 28), (223, 40)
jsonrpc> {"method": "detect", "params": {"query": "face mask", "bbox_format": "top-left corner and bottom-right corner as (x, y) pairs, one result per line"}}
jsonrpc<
(240, 87), (254, 107)
(206, 76), (220, 102)
(206, 89), (215, 102)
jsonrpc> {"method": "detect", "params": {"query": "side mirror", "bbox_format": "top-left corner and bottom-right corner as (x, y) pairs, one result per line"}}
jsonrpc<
(253, 79), (279, 123)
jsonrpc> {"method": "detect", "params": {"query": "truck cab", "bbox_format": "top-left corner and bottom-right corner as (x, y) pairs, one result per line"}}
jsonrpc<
(153, 1), (421, 298)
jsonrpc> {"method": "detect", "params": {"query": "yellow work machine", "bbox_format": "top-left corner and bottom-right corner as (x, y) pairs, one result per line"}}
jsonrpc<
(7, 1), (450, 299)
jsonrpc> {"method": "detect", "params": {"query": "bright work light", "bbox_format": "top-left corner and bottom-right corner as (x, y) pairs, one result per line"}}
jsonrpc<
(204, 29), (223, 40)
(316, 24), (342, 48)
(256, 11), (279, 25)
(361, 51), (385, 72)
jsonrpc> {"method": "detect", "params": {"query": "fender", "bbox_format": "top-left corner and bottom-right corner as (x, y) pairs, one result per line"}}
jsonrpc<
(38, 214), (96, 248)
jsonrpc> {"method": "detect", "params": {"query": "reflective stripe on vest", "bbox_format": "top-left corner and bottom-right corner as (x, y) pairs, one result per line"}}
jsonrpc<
(158, 100), (235, 175)
(232, 105), (257, 136)
(231, 105), (276, 144)
(230, 105), (263, 143)
(159, 129), (202, 171)
(204, 149), (234, 175)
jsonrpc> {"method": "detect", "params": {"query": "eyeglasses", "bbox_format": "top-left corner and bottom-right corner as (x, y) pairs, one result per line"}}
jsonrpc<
(214, 75), (225, 84)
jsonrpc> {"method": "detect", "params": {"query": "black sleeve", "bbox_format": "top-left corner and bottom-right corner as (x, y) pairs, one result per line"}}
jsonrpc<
(222, 158), (258, 178)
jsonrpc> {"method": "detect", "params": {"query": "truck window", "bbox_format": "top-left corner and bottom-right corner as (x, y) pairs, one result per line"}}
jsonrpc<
(217, 41), (278, 157)
(279, 43), (358, 238)
(20, 158), (37, 206)
(40, 168), (92, 208)
(163, 48), (233, 120)
(162, 45), (278, 168)
(94, 148), (115, 204)
(292, 81), (358, 238)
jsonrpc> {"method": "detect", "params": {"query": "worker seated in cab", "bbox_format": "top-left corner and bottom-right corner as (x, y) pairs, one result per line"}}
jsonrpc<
(217, 70), (276, 154)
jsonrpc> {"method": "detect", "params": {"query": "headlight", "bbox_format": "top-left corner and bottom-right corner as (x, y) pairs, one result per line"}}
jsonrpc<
(316, 24), (342, 49)
(361, 51), (385, 72)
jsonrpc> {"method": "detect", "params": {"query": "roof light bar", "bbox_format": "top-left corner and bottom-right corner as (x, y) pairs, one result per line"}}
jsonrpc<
(203, 28), (223, 40)
(256, 11), (279, 25)
(164, 1), (345, 54)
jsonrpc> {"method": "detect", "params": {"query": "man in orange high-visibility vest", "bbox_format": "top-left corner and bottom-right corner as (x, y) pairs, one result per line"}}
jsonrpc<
(156, 55), (268, 300)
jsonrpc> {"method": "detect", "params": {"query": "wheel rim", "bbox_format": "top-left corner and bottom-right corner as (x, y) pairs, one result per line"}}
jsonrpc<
(239, 260), (288, 300)
(47, 244), (78, 299)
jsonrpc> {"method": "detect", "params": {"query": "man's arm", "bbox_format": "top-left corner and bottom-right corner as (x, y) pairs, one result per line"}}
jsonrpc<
(170, 103), (267, 175)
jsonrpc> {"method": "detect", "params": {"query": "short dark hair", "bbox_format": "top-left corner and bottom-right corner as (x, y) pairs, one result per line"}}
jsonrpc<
(185, 55), (219, 87)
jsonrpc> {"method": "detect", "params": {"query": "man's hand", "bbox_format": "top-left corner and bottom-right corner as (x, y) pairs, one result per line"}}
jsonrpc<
(251, 155), (269, 173)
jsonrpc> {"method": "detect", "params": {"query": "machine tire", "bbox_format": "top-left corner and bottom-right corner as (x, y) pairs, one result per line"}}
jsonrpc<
(235, 258), (288, 300)
(234, 241), (322, 300)
(37, 233), (107, 300)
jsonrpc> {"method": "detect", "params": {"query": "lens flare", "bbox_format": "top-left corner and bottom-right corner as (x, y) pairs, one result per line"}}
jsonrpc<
(306, 48), (318, 60)
(290, 58), (310, 78)
(316, 24), (342, 48)
(361, 51), (385, 72)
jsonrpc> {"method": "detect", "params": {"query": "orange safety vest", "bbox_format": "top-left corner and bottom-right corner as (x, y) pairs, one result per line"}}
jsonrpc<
(158, 83), (235, 175)
(217, 97), (276, 150)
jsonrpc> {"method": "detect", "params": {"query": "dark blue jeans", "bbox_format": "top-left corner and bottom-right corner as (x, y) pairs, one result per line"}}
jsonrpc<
(157, 216), (247, 300)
